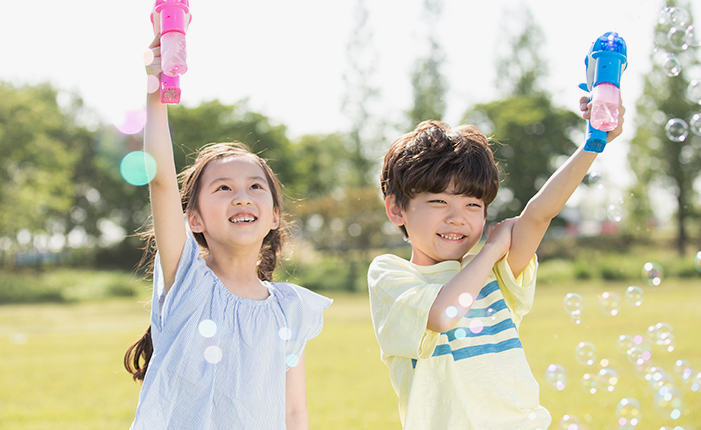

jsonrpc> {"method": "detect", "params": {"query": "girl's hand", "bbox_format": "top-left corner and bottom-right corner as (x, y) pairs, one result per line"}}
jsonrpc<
(145, 34), (162, 96)
(484, 217), (516, 260)
(579, 95), (626, 143)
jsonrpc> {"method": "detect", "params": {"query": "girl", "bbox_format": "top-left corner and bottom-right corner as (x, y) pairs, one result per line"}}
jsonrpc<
(124, 38), (332, 430)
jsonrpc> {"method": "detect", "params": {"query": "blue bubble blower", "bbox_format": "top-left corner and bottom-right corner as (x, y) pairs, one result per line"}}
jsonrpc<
(579, 32), (627, 153)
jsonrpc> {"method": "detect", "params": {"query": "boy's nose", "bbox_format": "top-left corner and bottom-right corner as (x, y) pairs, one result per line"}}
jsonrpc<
(445, 210), (466, 226)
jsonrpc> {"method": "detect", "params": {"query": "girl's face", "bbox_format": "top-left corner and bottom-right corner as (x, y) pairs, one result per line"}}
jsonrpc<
(188, 156), (279, 253)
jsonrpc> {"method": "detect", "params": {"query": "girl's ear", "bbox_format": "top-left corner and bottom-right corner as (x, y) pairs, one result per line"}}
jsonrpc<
(385, 195), (405, 227)
(187, 210), (205, 233)
(271, 207), (280, 230)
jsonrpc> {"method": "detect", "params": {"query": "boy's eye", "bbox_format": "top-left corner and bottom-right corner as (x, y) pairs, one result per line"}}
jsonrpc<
(429, 199), (446, 204)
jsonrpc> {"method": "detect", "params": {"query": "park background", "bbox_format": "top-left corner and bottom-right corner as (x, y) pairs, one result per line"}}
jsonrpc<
(1, 0), (701, 428)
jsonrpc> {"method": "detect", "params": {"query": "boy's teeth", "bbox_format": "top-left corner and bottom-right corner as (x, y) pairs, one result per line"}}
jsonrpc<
(230, 215), (256, 223)
(439, 233), (464, 240)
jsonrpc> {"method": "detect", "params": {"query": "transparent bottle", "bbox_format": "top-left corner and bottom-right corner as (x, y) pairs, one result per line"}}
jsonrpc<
(161, 31), (187, 77)
(590, 82), (619, 131)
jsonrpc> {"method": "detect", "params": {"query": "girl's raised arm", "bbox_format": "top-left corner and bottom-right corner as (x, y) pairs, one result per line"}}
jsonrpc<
(144, 41), (188, 295)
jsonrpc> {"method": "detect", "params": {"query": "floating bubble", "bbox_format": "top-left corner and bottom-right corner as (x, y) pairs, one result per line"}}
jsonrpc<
(545, 364), (567, 391)
(686, 25), (700, 48)
(627, 338), (653, 366)
(642, 262), (664, 286)
(563, 293), (584, 321)
(690, 114), (701, 136)
(445, 306), (458, 318)
(607, 204), (624, 222)
(581, 373), (598, 394)
(204, 345), (222, 364)
(695, 250), (701, 272)
(665, 118), (689, 142)
(616, 398), (642, 427)
(688, 79), (701, 104)
(286, 353), (300, 367)
(617, 335), (635, 354)
(120, 151), (158, 186)
(661, 53), (682, 77)
(559, 414), (581, 430)
(653, 384), (684, 420)
(598, 291), (621, 316)
(469, 319), (484, 334)
(575, 341), (597, 366)
(648, 322), (674, 350)
(198, 319), (217, 338)
(114, 108), (147, 135)
(667, 7), (690, 28)
(625, 286), (644, 307)
(598, 367), (618, 392)
(667, 27), (688, 50)
(584, 171), (604, 189)
(458, 293), (473, 308)
(278, 327), (292, 341)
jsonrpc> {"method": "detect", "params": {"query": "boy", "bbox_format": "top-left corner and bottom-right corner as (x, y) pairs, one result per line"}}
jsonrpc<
(368, 97), (624, 429)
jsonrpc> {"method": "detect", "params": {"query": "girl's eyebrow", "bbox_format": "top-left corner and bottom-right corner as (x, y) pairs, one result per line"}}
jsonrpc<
(208, 176), (268, 186)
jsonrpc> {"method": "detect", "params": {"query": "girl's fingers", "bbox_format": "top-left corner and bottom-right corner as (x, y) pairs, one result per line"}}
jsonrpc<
(149, 33), (161, 49)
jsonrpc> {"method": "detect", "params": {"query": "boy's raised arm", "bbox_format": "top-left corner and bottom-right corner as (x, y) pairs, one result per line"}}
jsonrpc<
(507, 98), (625, 277)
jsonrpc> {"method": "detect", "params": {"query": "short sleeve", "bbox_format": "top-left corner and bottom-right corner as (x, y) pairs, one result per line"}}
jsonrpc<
(150, 233), (202, 340)
(493, 253), (538, 328)
(368, 255), (442, 360)
(274, 283), (332, 370)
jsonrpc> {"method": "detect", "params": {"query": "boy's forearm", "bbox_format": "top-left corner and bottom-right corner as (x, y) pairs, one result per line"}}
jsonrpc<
(523, 146), (597, 222)
(427, 244), (504, 333)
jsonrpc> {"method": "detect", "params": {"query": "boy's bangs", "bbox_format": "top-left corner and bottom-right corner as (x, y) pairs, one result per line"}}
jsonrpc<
(410, 158), (498, 205)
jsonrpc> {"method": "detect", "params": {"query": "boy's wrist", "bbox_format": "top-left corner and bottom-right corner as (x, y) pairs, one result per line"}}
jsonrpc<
(476, 243), (508, 265)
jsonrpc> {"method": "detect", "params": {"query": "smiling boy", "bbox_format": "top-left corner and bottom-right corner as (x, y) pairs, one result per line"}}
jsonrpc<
(368, 100), (623, 429)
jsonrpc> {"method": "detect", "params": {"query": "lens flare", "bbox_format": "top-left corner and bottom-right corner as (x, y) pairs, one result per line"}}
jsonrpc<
(204, 345), (223, 364)
(120, 151), (158, 186)
(198, 319), (217, 338)
(278, 327), (292, 341)
(114, 108), (147, 135)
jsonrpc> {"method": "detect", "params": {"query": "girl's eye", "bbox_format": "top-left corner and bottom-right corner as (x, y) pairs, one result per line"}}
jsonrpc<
(216, 185), (231, 191)
(250, 183), (264, 190)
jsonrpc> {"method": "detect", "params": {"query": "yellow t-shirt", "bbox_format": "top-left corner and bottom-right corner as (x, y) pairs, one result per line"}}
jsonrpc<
(368, 253), (551, 430)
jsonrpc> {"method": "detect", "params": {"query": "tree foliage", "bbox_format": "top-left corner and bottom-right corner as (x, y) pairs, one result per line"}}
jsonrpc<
(628, 0), (700, 254)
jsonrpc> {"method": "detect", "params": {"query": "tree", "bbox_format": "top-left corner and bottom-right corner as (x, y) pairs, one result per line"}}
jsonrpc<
(628, 0), (700, 254)
(407, 0), (447, 128)
(462, 7), (581, 223)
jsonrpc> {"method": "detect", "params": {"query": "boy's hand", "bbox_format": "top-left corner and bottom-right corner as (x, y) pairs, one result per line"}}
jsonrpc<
(483, 217), (516, 260)
(579, 95), (626, 143)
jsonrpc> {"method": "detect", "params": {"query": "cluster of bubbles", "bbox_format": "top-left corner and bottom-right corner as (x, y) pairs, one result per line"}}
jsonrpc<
(552, 257), (701, 428)
(654, 6), (701, 145)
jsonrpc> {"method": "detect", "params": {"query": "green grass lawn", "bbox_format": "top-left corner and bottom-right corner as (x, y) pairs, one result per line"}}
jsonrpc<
(1, 279), (699, 429)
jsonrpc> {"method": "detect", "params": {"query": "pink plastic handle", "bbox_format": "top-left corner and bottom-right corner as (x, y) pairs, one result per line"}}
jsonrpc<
(160, 75), (181, 104)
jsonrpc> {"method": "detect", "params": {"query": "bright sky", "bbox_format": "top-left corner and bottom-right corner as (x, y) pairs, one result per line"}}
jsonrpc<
(2, 0), (700, 222)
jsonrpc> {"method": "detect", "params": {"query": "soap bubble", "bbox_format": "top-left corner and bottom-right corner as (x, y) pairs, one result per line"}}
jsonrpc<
(559, 414), (581, 430)
(584, 171), (604, 189)
(606, 204), (624, 222)
(120, 151), (158, 186)
(690, 114), (701, 136)
(198, 319), (217, 338)
(688, 79), (701, 104)
(624, 286), (644, 306)
(661, 53), (682, 77)
(598, 291), (621, 316)
(653, 384), (684, 420)
(617, 335), (635, 354)
(667, 27), (688, 50)
(581, 373), (598, 394)
(616, 398), (642, 427)
(627, 341), (653, 366)
(686, 25), (700, 48)
(204, 345), (223, 364)
(563, 293), (584, 323)
(642, 262), (663, 286)
(694, 250), (701, 272)
(665, 118), (689, 142)
(598, 367), (618, 392)
(575, 341), (596, 366)
(648, 322), (674, 350)
(667, 7), (690, 27)
(545, 364), (567, 391)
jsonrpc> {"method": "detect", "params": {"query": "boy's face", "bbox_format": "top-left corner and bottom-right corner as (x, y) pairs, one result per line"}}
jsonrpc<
(386, 183), (486, 266)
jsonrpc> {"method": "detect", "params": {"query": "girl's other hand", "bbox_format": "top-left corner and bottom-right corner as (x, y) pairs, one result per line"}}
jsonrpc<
(579, 95), (625, 143)
(145, 34), (162, 77)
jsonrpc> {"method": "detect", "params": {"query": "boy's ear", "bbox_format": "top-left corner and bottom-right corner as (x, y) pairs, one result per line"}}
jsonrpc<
(187, 210), (205, 233)
(385, 195), (405, 227)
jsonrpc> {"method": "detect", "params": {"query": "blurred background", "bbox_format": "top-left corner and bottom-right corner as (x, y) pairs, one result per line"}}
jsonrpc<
(1, 0), (700, 429)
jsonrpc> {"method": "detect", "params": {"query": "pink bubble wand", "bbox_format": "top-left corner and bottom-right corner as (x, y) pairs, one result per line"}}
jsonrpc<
(151, 0), (191, 104)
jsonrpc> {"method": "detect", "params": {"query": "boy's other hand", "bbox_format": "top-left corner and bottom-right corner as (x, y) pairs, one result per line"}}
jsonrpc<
(483, 217), (516, 260)
(579, 95), (626, 143)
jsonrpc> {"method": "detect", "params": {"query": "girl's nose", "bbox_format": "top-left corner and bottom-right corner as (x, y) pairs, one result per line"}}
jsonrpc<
(232, 190), (253, 206)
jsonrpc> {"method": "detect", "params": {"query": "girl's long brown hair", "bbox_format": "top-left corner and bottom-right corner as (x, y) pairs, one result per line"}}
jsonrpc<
(124, 142), (287, 382)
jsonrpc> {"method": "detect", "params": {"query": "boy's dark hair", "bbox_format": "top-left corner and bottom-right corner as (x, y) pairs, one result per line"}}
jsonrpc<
(124, 142), (288, 383)
(381, 120), (500, 237)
